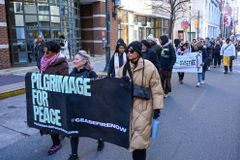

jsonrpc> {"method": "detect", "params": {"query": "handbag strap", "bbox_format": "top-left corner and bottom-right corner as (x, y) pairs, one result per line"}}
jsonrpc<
(123, 59), (145, 86)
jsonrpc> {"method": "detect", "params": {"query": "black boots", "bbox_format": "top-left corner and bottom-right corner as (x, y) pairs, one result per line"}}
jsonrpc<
(68, 154), (79, 160)
(97, 138), (104, 151)
(132, 149), (146, 160)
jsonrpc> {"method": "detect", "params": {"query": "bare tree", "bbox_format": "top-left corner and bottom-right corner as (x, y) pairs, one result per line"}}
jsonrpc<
(150, 0), (190, 39)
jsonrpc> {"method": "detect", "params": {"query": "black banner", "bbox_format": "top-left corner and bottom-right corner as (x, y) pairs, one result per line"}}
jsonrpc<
(25, 72), (132, 149)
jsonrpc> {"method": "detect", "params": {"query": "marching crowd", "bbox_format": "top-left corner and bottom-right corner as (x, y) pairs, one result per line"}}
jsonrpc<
(33, 33), (238, 160)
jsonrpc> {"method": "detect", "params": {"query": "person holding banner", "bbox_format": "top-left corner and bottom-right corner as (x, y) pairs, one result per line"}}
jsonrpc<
(68, 50), (104, 160)
(176, 43), (190, 84)
(220, 38), (236, 74)
(196, 41), (209, 87)
(40, 41), (69, 155)
(117, 41), (164, 160)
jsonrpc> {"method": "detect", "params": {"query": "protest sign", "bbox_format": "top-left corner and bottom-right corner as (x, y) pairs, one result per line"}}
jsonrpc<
(173, 52), (202, 73)
(25, 73), (132, 149)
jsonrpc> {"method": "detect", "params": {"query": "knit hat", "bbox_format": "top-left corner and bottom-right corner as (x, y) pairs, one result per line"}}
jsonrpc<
(141, 40), (151, 48)
(147, 34), (155, 42)
(128, 41), (142, 56)
(115, 38), (127, 52)
(160, 35), (169, 45)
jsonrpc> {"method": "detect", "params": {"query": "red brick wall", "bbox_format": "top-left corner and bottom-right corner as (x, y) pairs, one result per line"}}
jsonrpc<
(80, 1), (118, 55)
(110, 1), (118, 53)
(0, 2), (11, 69)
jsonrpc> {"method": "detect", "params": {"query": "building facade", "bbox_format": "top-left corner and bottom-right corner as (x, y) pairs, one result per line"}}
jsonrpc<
(0, 0), (117, 69)
(174, 0), (221, 41)
(117, 0), (170, 44)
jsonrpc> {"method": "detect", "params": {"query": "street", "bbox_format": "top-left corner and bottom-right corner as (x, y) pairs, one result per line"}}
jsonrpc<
(0, 60), (240, 160)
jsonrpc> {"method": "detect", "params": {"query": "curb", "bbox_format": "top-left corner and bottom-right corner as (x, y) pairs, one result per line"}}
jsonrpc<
(0, 88), (26, 100)
(0, 72), (108, 100)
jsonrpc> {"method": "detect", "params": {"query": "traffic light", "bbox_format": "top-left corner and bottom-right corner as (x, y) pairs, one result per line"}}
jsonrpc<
(194, 19), (199, 29)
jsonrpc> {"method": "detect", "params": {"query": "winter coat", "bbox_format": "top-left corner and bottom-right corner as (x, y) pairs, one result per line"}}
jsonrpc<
(199, 46), (209, 72)
(213, 44), (221, 57)
(35, 43), (45, 69)
(151, 44), (162, 59)
(42, 54), (69, 75)
(60, 40), (71, 59)
(220, 43), (236, 57)
(70, 67), (98, 79)
(40, 54), (68, 135)
(117, 58), (164, 152)
(159, 42), (176, 70)
(142, 48), (161, 70)
(108, 52), (126, 77)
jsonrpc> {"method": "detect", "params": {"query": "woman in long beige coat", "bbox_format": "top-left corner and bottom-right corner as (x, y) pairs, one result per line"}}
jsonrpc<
(117, 41), (164, 160)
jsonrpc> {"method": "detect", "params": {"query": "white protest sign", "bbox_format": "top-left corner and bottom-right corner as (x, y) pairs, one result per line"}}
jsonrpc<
(173, 52), (202, 73)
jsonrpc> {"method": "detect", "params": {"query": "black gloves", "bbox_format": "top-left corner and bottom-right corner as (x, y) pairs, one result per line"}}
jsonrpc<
(153, 109), (160, 119)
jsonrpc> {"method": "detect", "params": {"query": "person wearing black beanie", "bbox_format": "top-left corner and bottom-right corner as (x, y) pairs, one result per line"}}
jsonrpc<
(159, 35), (176, 98)
(108, 38), (127, 77)
(117, 41), (164, 160)
(141, 40), (160, 70)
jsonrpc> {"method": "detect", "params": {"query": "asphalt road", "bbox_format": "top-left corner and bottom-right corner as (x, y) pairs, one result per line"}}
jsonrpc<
(0, 61), (240, 160)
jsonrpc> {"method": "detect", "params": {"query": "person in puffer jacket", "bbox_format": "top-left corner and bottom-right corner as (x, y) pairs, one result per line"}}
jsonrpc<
(158, 35), (176, 98)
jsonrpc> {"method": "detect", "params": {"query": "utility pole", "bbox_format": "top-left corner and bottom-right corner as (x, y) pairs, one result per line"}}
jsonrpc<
(104, 0), (111, 72)
(189, 2), (192, 41)
(197, 10), (200, 39)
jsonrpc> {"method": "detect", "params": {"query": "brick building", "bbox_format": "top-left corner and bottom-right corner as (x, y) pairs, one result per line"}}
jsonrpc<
(0, 0), (118, 69)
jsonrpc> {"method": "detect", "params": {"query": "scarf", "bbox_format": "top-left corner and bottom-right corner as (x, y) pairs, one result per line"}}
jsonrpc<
(40, 52), (60, 72)
(114, 52), (127, 76)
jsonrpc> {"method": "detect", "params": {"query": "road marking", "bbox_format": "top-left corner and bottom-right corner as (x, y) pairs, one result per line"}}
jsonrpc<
(190, 90), (207, 112)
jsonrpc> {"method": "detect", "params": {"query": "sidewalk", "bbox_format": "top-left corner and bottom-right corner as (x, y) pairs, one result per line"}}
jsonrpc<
(0, 56), (106, 100)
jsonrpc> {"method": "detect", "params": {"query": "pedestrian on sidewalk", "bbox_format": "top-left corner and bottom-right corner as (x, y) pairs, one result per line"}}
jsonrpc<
(108, 38), (127, 77)
(196, 40), (209, 87)
(220, 38), (236, 74)
(117, 41), (164, 160)
(176, 43), (190, 84)
(68, 50), (104, 160)
(141, 40), (161, 70)
(59, 35), (71, 60)
(158, 35), (176, 98)
(40, 41), (69, 155)
(213, 40), (222, 68)
(34, 35), (45, 70)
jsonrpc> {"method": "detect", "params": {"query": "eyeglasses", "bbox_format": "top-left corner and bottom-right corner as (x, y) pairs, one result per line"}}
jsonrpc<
(128, 49), (135, 54)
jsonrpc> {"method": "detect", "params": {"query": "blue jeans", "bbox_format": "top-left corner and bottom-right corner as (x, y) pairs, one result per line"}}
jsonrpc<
(197, 72), (205, 83)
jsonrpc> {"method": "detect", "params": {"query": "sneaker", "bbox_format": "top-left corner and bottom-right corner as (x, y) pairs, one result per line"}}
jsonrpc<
(208, 67), (211, 71)
(68, 154), (79, 160)
(48, 144), (62, 155)
(97, 139), (104, 152)
(196, 83), (200, 87)
(201, 81), (205, 84)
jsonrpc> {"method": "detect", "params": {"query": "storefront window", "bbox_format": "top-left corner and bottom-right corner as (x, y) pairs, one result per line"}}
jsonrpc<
(7, 0), (81, 65)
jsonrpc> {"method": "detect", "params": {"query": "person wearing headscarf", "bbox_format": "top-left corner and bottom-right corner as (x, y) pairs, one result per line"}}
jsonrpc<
(117, 41), (164, 160)
(147, 34), (162, 59)
(108, 38), (127, 77)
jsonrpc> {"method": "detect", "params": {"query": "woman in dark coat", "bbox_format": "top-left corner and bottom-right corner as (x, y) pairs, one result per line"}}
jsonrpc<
(40, 41), (69, 155)
(68, 50), (104, 160)
(108, 38), (127, 77)
(213, 40), (222, 67)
